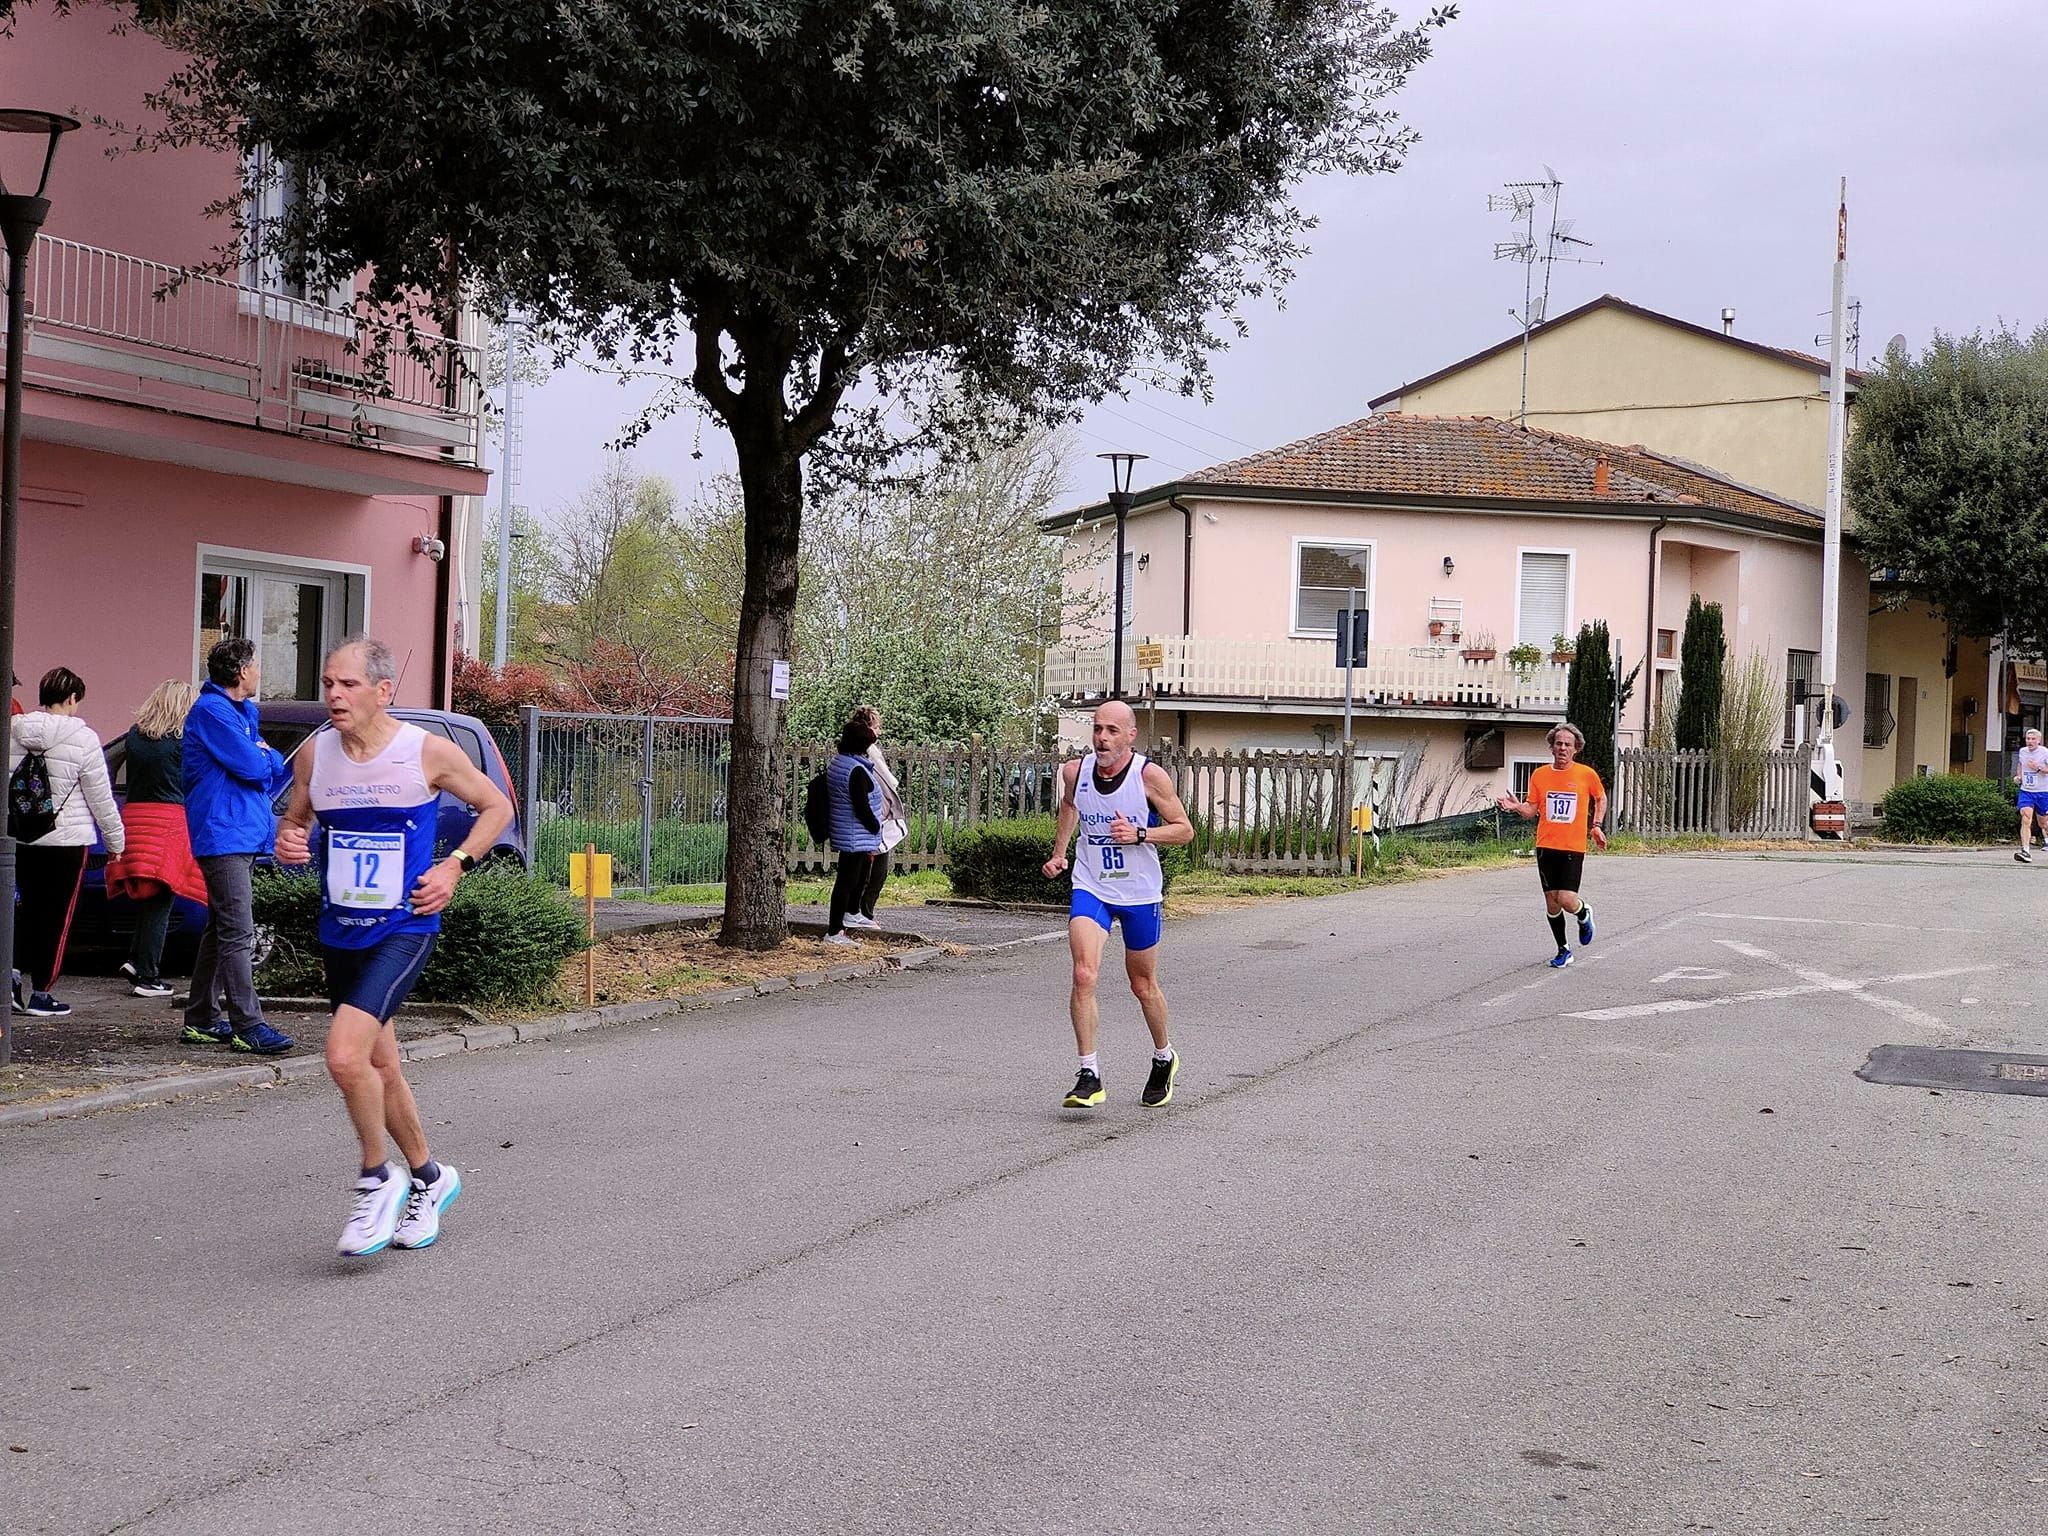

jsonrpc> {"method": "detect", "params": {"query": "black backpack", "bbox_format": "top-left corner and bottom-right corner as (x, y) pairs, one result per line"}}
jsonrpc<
(802, 769), (832, 845)
(8, 747), (69, 844)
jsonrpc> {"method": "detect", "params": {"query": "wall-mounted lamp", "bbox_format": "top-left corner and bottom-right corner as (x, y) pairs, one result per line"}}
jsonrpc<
(413, 534), (447, 562)
(1136, 552), (1150, 569)
(1442, 556), (1455, 576)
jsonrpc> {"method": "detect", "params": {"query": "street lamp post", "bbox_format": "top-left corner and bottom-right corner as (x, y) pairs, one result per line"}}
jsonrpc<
(1098, 451), (1147, 700)
(0, 109), (78, 1069)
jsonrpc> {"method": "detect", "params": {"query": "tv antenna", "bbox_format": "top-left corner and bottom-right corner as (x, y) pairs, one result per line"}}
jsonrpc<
(1815, 296), (1863, 371)
(1489, 167), (1601, 423)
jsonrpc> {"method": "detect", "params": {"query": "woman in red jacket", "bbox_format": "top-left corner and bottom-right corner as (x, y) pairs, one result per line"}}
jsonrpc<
(103, 680), (205, 999)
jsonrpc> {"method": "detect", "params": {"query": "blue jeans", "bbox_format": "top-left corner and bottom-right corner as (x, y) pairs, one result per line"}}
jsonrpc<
(185, 854), (264, 1030)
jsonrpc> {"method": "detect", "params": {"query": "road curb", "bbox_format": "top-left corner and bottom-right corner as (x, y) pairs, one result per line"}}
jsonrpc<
(0, 941), (956, 1130)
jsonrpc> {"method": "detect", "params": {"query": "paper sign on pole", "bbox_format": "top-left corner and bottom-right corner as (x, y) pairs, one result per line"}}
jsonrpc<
(568, 851), (614, 899)
(771, 660), (791, 700)
(1135, 642), (1165, 671)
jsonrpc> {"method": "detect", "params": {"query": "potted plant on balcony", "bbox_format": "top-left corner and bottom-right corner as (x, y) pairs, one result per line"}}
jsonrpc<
(1427, 617), (1446, 639)
(1461, 629), (1497, 662)
(1506, 641), (1544, 674)
(1550, 632), (1577, 665)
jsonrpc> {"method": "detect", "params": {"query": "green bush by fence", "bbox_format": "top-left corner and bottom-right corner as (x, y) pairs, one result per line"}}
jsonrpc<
(1876, 773), (2016, 842)
(948, 815), (1189, 903)
(252, 867), (587, 1007)
(532, 816), (728, 886)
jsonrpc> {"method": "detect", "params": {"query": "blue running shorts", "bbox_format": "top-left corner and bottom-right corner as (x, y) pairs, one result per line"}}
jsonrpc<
(323, 932), (437, 1024)
(2021, 789), (2048, 816)
(1070, 888), (1164, 951)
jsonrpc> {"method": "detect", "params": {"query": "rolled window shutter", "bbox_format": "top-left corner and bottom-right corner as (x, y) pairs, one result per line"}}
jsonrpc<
(1517, 553), (1569, 645)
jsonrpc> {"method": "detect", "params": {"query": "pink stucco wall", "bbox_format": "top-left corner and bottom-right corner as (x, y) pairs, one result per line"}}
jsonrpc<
(20, 442), (444, 743)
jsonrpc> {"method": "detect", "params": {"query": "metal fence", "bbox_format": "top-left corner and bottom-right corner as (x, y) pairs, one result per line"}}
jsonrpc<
(1612, 745), (1815, 838)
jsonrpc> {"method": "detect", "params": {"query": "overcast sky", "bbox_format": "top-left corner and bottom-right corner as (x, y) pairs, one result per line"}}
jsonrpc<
(511, 0), (2048, 521)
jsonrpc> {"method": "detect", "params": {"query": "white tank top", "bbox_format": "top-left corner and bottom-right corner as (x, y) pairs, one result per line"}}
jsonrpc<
(1073, 752), (1164, 905)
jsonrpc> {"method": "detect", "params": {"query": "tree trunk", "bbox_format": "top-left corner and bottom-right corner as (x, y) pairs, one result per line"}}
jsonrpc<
(719, 424), (803, 950)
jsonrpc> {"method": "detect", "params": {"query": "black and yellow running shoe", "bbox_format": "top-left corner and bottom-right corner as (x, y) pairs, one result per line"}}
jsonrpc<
(1062, 1069), (1106, 1109)
(1140, 1051), (1181, 1108)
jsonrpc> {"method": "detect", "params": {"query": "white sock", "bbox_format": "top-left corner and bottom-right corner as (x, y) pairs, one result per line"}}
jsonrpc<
(1153, 1046), (1175, 1063)
(1079, 1052), (1099, 1074)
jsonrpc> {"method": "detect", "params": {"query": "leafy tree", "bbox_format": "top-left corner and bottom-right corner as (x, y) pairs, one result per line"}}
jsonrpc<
(1565, 622), (1616, 784)
(451, 654), (568, 736)
(1847, 327), (2048, 658)
(122, 0), (1452, 947)
(1676, 596), (1725, 751)
(477, 503), (557, 666)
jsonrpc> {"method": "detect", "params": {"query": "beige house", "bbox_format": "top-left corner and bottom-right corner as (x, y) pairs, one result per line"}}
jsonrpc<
(1372, 295), (1988, 807)
(1044, 412), (1837, 812)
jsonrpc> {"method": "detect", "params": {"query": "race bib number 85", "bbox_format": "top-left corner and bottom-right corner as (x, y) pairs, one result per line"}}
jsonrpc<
(1545, 791), (1579, 823)
(328, 829), (405, 910)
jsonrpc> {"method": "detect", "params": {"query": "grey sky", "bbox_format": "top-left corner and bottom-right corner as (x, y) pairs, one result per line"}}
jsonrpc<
(514, 0), (2048, 519)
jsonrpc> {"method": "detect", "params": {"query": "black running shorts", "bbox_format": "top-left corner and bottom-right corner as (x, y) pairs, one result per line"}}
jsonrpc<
(1535, 848), (1585, 894)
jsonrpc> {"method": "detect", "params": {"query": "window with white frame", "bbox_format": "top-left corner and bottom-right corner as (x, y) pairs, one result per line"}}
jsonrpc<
(1512, 759), (1546, 799)
(1120, 551), (1134, 634)
(1294, 541), (1372, 636)
(242, 145), (352, 314)
(1516, 551), (1571, 648)
(198, 551), (364, 702)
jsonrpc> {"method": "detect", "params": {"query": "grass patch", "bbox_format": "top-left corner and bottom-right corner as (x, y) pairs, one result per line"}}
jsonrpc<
(648, 868), (953, 907)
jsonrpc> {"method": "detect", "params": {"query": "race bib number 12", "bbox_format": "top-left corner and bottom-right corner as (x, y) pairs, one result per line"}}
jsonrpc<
(328, 829), (406, 910)
(1545, 790), (1579, 824)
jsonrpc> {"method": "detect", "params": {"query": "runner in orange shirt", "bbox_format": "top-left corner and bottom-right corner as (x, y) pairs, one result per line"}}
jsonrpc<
(1495, 722), (1607, 969)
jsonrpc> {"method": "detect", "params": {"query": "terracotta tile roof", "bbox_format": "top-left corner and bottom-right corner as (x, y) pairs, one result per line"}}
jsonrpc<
(1187, 413), (1821, 531)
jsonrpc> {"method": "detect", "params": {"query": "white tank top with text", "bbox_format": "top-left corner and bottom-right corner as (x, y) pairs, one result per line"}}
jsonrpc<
(1073, 753), (1164, 905)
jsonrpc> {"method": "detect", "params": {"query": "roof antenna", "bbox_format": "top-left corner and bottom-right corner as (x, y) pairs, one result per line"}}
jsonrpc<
(1489, 167), (1601, 424)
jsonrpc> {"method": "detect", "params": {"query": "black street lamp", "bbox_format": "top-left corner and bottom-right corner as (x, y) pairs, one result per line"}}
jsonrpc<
(0, 109), (78, 1069)
(1097, 451), (1147, 699)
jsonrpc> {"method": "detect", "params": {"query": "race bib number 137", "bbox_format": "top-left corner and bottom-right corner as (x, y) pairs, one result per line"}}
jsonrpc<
(1545, 791), (1579, 823)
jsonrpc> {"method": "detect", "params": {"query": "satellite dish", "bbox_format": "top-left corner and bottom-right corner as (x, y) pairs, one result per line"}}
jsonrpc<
(1887, 332), (1908, 359)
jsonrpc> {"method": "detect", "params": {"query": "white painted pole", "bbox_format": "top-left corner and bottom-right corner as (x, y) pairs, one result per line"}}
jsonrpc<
(491, 315), (521, 670)
(1810, 179), (1849, 832)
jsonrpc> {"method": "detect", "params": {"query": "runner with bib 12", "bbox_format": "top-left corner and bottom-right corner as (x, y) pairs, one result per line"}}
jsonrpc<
(1495, 722), (1607, 969)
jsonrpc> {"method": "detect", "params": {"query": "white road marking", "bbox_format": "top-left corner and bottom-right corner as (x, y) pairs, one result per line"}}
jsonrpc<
(1697, 911), (1979, 935)
(1713, 939), (1955, 1035)
(1482, 978), (1548, 1008)
(1651, 967), (1731, 984)
(1571, 981), (1846, 1021)
(1868, 965), (1998, 985)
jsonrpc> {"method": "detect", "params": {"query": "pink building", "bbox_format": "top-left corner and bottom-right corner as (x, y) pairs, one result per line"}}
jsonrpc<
(1046, 413), (1851, 807)
(1, 7), (488, 743)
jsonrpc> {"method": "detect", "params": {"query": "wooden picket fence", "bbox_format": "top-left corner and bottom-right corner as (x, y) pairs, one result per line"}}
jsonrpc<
(1612, 745), (1813, 838)
(787, 743), (1363, 876)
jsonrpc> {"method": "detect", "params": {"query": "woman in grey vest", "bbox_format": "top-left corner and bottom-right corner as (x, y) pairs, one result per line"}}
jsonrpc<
(822, 710), (884, 945)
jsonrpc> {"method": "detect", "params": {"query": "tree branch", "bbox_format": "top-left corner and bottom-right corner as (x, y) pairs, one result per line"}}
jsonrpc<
(690, 306), (740, 423)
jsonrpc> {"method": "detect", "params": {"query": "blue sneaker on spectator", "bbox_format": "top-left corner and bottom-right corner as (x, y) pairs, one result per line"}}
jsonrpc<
(180, 1020), (234, 1046)
(231, 1022), (295, 1055)
(23, 991), (71, 1016)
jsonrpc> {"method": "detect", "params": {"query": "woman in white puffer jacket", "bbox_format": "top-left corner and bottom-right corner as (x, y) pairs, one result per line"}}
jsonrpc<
(8, 666), (125, 1018)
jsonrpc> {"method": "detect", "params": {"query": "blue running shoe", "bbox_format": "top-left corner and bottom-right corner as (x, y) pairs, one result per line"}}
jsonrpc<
(231, 1022), (295, 1055)
(1577, 910), (1594, 946)
(180, 1019), (234, 1046)
(1548, 950), (1573, 969)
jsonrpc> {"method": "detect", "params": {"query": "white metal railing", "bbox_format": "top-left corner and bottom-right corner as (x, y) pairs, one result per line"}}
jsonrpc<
(1044, 634), (1573, 713)
(3, 234), (483, 465)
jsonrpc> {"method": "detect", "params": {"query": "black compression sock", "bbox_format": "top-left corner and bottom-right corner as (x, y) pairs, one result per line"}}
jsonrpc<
(1547, 912), (1569, 950)
(361, 1164), (390, 1183)
(410, 1160), (440, 1186)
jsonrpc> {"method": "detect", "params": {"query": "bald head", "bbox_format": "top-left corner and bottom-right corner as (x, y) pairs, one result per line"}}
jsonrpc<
(1090, 700), (1138, 766)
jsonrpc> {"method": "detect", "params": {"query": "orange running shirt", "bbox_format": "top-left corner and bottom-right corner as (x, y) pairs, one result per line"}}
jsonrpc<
(1528, 762), (1604, 852)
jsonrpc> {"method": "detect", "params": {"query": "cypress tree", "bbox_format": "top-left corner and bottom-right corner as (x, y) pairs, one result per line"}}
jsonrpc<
(1566, 621), (1617, 783)
(1676, 596), (1726, 750)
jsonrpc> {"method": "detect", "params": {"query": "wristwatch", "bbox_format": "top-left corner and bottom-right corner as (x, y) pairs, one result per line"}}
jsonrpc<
(450, 849), (477, 873)
(1135, 826), (1148, 844)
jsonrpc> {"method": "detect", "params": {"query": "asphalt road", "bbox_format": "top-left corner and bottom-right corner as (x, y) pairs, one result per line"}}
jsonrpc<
(6, 849), (2048, 1534)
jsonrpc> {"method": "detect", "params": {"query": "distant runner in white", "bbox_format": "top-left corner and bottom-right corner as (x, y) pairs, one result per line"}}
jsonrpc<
(2016, 727), (2048, 864)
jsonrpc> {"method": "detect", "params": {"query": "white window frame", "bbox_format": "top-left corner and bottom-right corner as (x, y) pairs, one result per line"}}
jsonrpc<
(1511, 758), (1548, 799)
(1120, 550), (1135, 634)
(1513, 547), (1576, 650)
(239, 145), (355, 333)
(1290, 536), (1376, 640)
(193, 544), (372, 698)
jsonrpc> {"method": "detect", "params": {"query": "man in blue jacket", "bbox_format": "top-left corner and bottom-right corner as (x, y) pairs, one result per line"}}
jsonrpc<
(182, 637), (295, 1053)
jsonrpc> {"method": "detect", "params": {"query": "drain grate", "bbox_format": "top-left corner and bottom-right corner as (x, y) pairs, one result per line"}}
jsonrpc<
(1859, 1044), (2048, 1098)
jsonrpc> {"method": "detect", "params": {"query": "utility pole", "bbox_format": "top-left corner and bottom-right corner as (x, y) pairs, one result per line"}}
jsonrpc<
(492, 313), (523, 670)
(1812, 178), (1849, 837)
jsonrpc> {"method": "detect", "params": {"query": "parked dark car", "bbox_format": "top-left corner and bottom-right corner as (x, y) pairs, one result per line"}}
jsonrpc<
(68, 703), (526, 970)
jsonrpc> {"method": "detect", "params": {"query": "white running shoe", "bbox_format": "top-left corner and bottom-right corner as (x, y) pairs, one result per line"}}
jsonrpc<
(822, 931), (860, 946)
(391, 1164), (463, 1250)
(843, 913), (879, 929)
(337, 1164), (408, 1257)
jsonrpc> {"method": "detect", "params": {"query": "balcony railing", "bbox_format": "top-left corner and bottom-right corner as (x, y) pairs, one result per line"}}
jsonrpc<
(2, 234), (483, 466)
(1045, 635), (1572, 715)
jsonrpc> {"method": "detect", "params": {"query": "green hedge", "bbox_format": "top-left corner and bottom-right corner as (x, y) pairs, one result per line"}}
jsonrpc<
(949, 815), (1189, 903)
(532, 816), (727, 886)
(252, 867), (587, 1007)
(1876, 773), (2017, 842)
